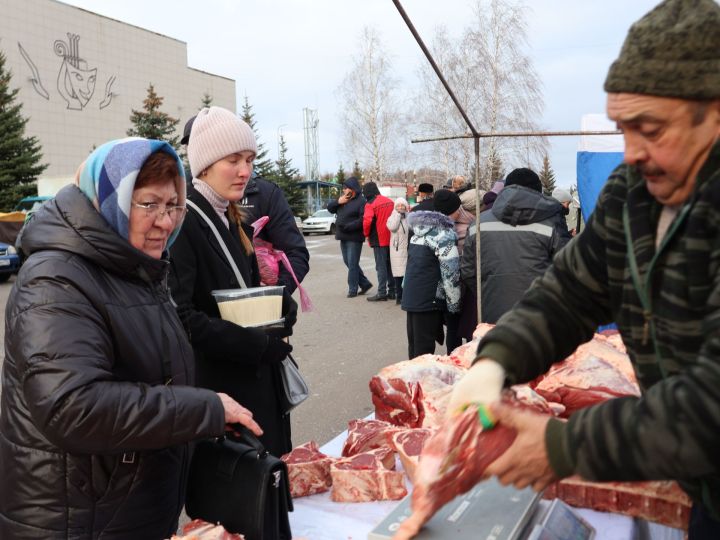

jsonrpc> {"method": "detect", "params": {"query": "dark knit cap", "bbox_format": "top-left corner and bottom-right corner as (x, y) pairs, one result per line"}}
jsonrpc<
(505, 168), (542, 193)
(180, 115), (196, 145)
(418, 183), (434, 194)
(433, 189), (461, 216)
(604, 0), (720, 100)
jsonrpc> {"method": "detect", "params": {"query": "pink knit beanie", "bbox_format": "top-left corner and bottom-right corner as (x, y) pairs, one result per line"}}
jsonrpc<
(187, 106), (257, 178)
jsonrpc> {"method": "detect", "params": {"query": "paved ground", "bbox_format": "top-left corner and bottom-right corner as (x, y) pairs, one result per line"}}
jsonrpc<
(0, 234), (446, 445)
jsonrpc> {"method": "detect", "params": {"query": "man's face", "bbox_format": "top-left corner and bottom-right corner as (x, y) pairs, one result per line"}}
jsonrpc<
(607, 93), (720, 206)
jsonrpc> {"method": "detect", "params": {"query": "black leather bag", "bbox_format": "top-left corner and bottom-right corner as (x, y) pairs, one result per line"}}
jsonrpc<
(186, 426), (293, 540)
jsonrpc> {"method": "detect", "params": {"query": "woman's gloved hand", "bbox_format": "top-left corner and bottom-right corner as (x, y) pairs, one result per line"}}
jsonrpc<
(262, 336), (293, 364)
(282, 289), (298, 328)
(265, 289), (298, 339)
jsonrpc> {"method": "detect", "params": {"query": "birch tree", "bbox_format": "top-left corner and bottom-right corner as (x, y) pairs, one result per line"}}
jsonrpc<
(337, 27), (403, 182)
(411, 0), (547, 188)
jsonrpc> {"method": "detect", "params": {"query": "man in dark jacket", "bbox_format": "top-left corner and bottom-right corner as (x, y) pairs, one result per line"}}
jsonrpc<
(181, 115), (309, 293)
(411, 182), (435, 212)
(362, 181), (395, 301)
(327, 176), (373, 297)
(449, 1), (720, 536)
(460, 167), (570, 324)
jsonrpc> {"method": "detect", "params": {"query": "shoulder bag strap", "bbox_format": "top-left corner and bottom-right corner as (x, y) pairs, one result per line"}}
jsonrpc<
(186, 199), (247, 289)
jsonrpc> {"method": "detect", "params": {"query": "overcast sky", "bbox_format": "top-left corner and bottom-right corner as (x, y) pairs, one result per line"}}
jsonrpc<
(60, 0), (660, 188)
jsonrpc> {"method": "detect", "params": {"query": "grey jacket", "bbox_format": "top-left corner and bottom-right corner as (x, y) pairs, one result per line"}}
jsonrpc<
(0, 185), (224, 539)
(461, 185), (571, 323)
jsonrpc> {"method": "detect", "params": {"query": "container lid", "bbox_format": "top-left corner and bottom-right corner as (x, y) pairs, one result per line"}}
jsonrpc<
(211, 285), (284, 299)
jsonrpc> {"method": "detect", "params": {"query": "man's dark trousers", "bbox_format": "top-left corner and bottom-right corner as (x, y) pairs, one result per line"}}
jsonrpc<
(372, 246), (394, 297)
(340, 240), (371, 294)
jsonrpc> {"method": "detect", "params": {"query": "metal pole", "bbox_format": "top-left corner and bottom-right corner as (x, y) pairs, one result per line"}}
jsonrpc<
(412, 130), (620, 144)
(474, 137), (482, 321)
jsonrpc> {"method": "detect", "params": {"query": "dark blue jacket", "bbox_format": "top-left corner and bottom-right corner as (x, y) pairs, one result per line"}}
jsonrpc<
(327, 177), (366, 243)
(239, 175), (310, 293)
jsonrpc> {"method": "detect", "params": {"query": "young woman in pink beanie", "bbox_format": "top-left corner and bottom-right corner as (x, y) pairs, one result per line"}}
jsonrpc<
(169, 106), (298, 458)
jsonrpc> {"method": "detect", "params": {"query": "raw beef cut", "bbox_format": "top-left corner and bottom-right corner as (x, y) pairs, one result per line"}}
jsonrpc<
(544, 477), (691, 530)
(370, 356), (466, 428)
(281, 441), (334, 498)
(341, 418), (404, 457)
(439, 339), (479, 369)
(170, 519), (245, 539)
(392, 393), (543, 539)
(330, 447), (407, 502)
(533, 355), (640, 417)
(391, 428), (434, 483)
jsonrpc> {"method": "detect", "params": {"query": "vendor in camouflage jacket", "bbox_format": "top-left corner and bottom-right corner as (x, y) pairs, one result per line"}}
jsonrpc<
(448, 0), (720, 536)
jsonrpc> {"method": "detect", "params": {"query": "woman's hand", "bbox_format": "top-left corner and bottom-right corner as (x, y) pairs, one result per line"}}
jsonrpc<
(217, 392), (263, 436)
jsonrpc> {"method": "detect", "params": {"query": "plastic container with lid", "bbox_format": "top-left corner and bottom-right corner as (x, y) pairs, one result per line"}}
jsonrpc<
(211, 285), (284, 328)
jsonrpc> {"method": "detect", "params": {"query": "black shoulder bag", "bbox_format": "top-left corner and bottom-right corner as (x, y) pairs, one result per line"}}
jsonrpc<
(186, 425), (293, 540)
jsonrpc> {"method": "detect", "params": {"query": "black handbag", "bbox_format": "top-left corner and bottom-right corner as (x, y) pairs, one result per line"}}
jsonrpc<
(186, 425), (293, 540)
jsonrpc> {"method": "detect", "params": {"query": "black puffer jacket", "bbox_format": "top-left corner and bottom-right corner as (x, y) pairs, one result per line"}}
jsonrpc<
(461, 184), (571, 323)
(327, 177), (366, 242)
(0, 186), (225, 540)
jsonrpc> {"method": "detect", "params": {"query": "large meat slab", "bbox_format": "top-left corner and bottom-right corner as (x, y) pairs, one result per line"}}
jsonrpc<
(281, 441), (334, 498)
(330, 447), (407, 503)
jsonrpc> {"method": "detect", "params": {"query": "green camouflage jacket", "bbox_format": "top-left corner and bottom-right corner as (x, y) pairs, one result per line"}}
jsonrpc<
(478, 141), (720, 515)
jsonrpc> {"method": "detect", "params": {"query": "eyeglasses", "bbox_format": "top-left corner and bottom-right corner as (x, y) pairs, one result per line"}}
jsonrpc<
(131, 201), (187, 222)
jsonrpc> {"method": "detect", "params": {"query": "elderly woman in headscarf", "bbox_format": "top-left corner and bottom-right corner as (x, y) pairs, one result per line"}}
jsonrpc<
(0, 138), (260, 539)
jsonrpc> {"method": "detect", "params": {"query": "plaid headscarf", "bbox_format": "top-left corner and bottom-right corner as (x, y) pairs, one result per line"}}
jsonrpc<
(77, 137), (186, 247)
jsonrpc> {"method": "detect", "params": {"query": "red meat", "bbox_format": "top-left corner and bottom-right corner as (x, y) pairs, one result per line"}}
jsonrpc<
(341, 418), (404, 457)
(281, 441), (334, 498)
(330, 447), (407, 502)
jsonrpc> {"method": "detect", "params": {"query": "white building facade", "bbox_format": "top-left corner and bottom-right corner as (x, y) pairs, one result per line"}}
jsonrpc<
(1, 0), (236, 194)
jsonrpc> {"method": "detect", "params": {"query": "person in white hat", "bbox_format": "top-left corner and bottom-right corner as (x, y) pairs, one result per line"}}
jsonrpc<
(169, 106), (298, 458)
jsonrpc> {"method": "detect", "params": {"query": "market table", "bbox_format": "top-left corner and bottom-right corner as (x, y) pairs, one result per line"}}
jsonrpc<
(288, 419), (685, 540)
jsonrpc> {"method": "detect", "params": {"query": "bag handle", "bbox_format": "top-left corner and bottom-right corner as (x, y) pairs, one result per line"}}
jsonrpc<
(187, 199), (248, 289)
(226, 423), (268, 457)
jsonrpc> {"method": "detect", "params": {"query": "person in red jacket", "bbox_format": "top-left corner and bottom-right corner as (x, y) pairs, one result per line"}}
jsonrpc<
(362, 181), (395, 301)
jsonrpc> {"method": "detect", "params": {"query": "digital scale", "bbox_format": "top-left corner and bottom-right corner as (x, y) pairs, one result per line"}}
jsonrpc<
(368, 478), (540, 540)
(368, 479), (595, 540)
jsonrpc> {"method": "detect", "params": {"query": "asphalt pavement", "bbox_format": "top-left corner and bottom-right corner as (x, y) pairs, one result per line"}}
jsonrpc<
(0, 234), (445, 447)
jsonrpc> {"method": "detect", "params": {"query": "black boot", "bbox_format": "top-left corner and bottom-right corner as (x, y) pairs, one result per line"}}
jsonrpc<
(366, 293), (387, 302)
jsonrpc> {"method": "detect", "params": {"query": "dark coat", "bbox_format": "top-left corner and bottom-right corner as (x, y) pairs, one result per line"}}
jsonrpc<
(0, 185), (224, 539)
(169, 186), (291, 456)
(461, 184), (571, 323)
(240, 175), (310, 293)
(402, 211), (461, 313)
(327, 177), (366, 242)
(411, 197), (435, 212)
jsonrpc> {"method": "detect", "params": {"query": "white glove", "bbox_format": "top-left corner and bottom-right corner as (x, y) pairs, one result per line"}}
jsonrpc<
(446, 359), (505, 418)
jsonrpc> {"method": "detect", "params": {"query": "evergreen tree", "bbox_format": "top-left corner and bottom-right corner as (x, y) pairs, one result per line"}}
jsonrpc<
(201, 92), (213, 108)
(351, 160), (362, 180)
(271, 135), (304, 216)
(127, 84), (180, 149)
(336, 163), (346, 184)
(539, 154), (557, 195)
(239, 95), (275, 179)
(0, 51), (47, 211)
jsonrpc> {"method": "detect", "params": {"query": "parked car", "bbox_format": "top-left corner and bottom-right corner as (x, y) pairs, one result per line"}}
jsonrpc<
(302, 209), (336, 235)
(0, 241), (21, 283)
(294, 216), (303, 231)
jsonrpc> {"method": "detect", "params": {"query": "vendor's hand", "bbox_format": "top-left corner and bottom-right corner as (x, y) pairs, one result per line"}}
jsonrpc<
(484, 402), (557, 492)
(217, 392), (263, 436)
(446, 358), (505, 417)
(263, 336), (293, 363)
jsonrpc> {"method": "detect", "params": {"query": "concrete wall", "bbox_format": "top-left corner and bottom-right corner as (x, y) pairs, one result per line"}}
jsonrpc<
(1, 0), (236, 193)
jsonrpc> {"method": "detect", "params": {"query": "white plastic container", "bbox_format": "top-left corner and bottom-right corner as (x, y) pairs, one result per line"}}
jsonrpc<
(211, 286), (284, 328)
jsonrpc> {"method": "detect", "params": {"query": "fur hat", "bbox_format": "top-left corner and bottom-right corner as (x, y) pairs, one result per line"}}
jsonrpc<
(417, 183), (434, 194)
(505, 168), (542, 193)
(604, 0), (720, 99)
(188, 107), (257, 178)
(433, 189), (461, 216)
